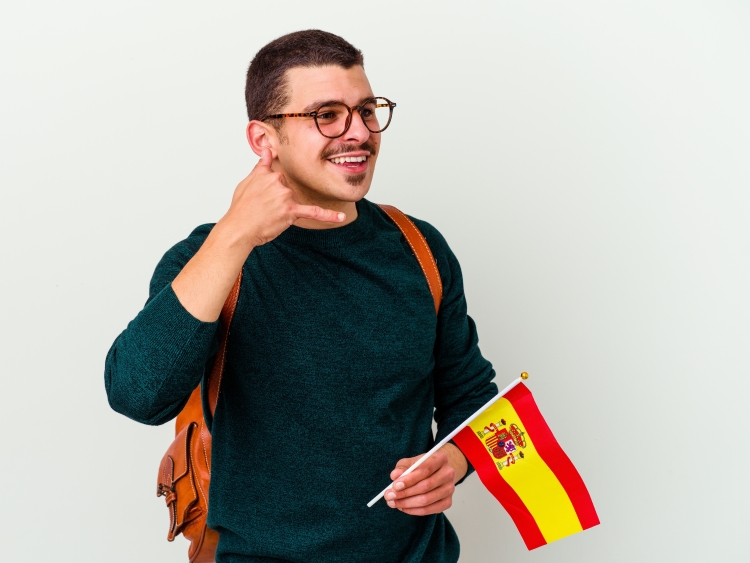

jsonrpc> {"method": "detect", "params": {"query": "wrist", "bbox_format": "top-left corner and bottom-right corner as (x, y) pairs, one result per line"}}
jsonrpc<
(442, 443), (468, 484)
(211, 216), (256, 255)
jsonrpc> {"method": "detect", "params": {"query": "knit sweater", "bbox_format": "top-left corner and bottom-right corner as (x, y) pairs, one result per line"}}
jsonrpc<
(105, 198), (497, 563)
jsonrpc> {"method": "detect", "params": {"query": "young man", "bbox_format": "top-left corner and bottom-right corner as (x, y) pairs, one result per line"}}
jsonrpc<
(105, 30), (497, 562)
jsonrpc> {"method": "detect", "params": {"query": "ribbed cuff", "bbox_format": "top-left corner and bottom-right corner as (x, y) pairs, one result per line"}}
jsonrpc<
(449, 439), (475, 485)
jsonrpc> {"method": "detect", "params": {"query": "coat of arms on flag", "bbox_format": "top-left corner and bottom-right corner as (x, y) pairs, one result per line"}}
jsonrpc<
(478, 419), (527, 469)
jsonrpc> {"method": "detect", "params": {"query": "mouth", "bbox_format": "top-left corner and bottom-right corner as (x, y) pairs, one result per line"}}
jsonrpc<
(326, 152), (370, 174)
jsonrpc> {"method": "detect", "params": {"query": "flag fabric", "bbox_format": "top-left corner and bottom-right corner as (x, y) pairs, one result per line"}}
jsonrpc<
(452, 382), (599, 550)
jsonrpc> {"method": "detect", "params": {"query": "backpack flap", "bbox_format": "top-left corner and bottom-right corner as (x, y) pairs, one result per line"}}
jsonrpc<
(157, 422), (199, 540)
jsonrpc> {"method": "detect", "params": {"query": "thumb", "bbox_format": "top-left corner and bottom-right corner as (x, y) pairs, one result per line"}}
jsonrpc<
(257, 148), (273, 168)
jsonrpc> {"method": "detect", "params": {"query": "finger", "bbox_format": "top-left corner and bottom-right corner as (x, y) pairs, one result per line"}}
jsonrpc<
(235, 148), (274, 194)
(294, 204), (346, 223)
(391, 452), (447, 492)
(397, 495), (453, 517)
(390, 456), (440, 490)
(390, 455), (421, 480)
(256, 147), (273, 168)
(390, 481), (455, 510)
(392, 465), (455, 501)
(391, 453), (433, 476)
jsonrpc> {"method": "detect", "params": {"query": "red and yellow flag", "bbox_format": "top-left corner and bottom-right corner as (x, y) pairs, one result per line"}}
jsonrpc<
(452, 382), (599, 550)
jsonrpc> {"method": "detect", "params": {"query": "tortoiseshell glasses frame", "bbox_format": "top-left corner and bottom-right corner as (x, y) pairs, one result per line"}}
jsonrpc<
(261, 96), (397, 139)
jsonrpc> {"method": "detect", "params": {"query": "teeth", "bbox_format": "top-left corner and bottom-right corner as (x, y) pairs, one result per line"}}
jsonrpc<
(329, 155), (367, 164)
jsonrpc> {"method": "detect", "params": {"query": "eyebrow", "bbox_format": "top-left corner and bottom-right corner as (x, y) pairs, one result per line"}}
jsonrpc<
(301, 96), (375, 113)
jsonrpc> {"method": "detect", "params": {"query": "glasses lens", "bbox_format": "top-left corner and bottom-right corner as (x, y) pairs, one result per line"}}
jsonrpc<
(361, 98), (393, 133)
(315, 103), (351, 138)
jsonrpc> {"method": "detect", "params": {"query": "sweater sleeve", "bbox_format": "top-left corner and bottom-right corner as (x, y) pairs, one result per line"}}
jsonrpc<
(104, 224), (222, 426)
(410, 218), (499, 482)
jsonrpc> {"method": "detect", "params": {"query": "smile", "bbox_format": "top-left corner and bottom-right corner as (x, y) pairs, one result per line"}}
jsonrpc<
(329, 155), (367, 164)
(326, 153), (370, 174)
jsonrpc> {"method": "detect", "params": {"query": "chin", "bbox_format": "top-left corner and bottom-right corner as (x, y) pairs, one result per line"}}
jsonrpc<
(345, 173), (367, 187)
(321, 171), (373, 202)
(344, 172), (374, 199)
(295, 170), (373, 204)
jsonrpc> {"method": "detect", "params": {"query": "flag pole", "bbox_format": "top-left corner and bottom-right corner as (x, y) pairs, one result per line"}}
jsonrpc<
(366, 372), (529, 508)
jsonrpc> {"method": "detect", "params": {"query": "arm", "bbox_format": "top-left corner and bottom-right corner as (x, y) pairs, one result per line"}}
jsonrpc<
(104, 149), (345, 424)
(104, 229), (223, 425)
(386, 221), (497, 514)
(172, 149), (345, 322)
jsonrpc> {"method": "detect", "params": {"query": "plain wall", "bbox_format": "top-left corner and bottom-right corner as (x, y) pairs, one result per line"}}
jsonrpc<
(1, 1), (748, 561)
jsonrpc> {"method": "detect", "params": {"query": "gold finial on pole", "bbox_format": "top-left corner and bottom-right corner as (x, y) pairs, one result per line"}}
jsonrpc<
(520, 372), (529, 380)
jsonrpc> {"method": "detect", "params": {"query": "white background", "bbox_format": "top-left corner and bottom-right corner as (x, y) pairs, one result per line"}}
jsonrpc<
(1, 1), (749, 561)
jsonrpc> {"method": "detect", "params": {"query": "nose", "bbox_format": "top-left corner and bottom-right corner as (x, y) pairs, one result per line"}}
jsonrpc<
(342, 108), (372, 144)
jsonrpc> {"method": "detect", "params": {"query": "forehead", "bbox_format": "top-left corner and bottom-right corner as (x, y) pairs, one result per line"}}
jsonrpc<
(283, 65), (374, 109)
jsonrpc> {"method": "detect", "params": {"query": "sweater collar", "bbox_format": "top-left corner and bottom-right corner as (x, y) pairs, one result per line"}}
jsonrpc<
(275, 198), (374, 250)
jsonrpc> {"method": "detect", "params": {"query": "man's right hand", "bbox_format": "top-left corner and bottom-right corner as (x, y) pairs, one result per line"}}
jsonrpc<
(171, 149), (345, 322)
(222, 148), (345, 250)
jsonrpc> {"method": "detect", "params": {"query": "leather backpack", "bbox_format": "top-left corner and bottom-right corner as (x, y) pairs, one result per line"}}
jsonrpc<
(156, 204), (443, 562)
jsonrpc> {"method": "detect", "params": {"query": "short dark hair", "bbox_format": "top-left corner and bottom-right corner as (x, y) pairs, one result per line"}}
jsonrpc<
(245, 30), (364, 124)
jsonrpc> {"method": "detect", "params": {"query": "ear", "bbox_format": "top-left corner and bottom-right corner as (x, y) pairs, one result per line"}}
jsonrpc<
(246, 121), (279, 159)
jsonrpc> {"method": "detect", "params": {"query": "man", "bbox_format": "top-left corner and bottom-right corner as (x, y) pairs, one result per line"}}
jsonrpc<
(105, 30), (497, 562)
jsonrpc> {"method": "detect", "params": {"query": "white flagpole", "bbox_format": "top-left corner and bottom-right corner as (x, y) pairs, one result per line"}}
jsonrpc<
(367, 372), (529, 508)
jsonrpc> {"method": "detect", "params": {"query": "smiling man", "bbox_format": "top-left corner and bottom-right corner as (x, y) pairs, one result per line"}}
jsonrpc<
(105, 30), (497, 563)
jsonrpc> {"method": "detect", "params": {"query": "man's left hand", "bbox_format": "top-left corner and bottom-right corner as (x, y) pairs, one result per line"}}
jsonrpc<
(385, 443), (468, 515)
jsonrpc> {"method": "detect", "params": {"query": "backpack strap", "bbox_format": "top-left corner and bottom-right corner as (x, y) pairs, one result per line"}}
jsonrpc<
(175, 273), (242, 435)
(378, 204), (443, 314)
(206, 272), (243, 417)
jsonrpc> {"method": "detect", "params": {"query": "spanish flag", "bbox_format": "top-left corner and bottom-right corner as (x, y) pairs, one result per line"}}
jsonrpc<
(452, 382), (599, 550)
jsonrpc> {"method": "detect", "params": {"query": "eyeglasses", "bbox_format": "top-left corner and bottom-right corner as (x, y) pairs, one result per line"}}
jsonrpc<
(262, 96), (396, 139)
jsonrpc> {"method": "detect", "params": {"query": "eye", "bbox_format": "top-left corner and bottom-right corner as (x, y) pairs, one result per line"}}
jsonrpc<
(315, 105), (347, 124)
(360, 102), (377, 120)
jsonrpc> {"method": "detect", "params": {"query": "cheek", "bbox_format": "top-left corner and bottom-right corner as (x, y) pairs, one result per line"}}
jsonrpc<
(281, 139), (324, 170)
(284, 125), (327, 154)
(278, 148), (330, 186)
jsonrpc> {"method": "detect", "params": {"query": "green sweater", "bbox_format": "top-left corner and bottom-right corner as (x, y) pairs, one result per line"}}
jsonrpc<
(105, 198), (497, 563)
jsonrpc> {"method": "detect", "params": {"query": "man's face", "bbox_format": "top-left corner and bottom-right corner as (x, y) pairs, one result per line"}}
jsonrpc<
(271, 65), (381, 207)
